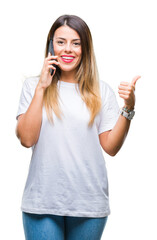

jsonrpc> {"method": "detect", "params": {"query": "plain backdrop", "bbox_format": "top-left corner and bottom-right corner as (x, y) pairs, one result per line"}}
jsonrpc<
(0, 0), (157, 239)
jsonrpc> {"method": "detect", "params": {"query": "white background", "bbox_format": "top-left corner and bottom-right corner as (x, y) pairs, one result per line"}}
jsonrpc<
(0, 0), (157, 239)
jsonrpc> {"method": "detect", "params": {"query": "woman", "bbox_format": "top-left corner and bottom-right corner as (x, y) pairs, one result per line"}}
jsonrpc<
(16, 15), (140, 240)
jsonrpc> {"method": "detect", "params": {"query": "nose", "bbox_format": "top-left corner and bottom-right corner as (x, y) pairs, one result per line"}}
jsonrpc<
(64, 42), (72, 53)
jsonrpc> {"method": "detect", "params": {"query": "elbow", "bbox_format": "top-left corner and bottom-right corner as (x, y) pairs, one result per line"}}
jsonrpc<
(16, 133), (35, 148)
(106, 147), (120, 157)
(109, 151), (118, 157)
(20, 140), (34, 148)
(17, 135), (34, 148)
(20, 135), (37, 148)
(16, 127), (36, 148)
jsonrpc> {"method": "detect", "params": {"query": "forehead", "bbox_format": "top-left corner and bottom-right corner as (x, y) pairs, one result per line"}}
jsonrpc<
(54, 25), (80, 40)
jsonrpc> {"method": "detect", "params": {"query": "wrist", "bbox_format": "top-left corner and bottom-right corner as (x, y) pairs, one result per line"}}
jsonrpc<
(120, 107), (135, 120)
(35, 83), (45, 96)
(123, 105), (134, 112)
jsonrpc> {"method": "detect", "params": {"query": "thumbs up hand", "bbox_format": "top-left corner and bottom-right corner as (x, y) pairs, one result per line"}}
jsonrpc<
(118, 75), (141, 110)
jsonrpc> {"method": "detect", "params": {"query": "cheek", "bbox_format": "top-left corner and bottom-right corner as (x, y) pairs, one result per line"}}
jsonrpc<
(78, 47), (82, 56)
(53, 45), (61, 55)
(76, 49), (82, 60)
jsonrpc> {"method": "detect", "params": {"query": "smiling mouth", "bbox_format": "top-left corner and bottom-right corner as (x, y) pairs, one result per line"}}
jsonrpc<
(61, 56), (75, 63)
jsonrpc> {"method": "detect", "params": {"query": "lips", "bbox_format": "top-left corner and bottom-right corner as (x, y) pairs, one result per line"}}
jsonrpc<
(61, 55), (75, 63)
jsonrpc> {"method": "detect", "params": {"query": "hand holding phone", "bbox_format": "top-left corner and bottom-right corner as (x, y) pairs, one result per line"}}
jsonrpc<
(38, 40), (59, 90)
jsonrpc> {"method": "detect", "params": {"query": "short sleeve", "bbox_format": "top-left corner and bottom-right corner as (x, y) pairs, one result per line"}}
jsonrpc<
(98, 82), (120, 135)
(16, 77), (38, 120)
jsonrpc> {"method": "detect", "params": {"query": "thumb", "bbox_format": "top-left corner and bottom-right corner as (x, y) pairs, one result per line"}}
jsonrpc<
(131, 75), (141, 86)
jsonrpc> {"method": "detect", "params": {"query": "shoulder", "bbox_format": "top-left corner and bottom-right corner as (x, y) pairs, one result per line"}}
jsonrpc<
(99, 80), (112, 90)
(99, 80), (115, 100)
(23, 75), (40, 91)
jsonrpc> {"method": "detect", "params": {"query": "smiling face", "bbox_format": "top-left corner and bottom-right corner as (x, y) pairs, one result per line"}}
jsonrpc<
(53, 26), (82, 78)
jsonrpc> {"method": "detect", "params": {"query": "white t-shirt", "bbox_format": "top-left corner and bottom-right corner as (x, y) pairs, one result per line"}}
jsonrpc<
(16, 77), (119, 218)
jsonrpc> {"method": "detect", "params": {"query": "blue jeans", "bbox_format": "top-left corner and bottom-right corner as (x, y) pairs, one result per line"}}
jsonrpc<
(22, 212), (108, 240)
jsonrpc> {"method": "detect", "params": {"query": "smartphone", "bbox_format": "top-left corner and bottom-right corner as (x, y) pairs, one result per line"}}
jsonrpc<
(48, 39), (55, 76)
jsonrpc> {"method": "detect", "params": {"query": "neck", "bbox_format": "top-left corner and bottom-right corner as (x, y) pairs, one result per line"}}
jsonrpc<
(60, 71), (78, 83)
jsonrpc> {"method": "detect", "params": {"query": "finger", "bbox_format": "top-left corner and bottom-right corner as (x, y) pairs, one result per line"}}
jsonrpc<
(118, 85), (131, 91)
(48, 60), (60, 65)
(48, 65), (56, 70)
(131, 75), (141, 86)
(118, 90), (130, 95)
(47, 55), (58, 60)
(119, 82), (130, 86)
(119, 94), (130, 100)
(51, 68), (56, 77)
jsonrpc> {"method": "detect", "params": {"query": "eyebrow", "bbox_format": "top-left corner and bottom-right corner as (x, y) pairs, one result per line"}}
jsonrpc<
(56, 37), (81, 41)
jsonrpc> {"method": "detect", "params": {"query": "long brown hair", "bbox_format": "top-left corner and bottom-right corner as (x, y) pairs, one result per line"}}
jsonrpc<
(43, 15), (102, 127)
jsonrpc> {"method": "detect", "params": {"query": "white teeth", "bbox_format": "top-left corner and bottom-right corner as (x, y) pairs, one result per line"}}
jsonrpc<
(62, 57), (74, 60)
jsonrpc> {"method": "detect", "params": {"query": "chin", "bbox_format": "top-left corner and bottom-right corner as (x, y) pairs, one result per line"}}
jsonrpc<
(59, 65), (76, 72)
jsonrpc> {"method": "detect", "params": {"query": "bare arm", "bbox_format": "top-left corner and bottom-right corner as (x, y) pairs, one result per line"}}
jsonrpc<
(16, 86), (44, 147)
(99, 115), (130, 156)
(99, 75), (141, 156)
(16, 54), (60, 148)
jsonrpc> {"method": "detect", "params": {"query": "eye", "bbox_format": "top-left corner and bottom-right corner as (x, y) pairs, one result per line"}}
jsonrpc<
(57, 41), (64, 45)
(73, 42), (81, 46)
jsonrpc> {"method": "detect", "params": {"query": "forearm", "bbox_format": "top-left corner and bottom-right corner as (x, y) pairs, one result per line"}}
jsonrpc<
(107, 114), (131, 156)
(100, 75), (140, 156)
(16, 54), (59, 148)
(108, 75), (140, 155)
(16, 85), (44, 147)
